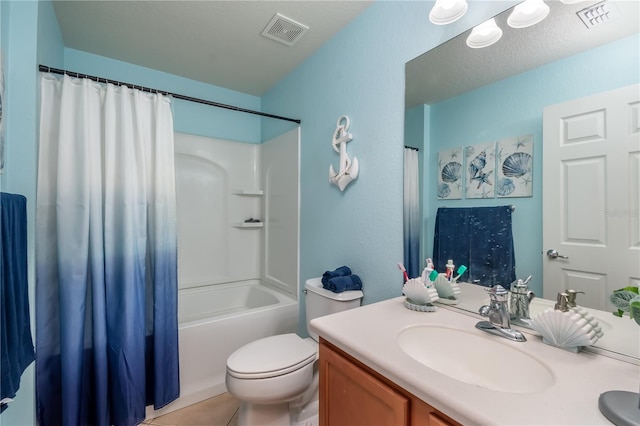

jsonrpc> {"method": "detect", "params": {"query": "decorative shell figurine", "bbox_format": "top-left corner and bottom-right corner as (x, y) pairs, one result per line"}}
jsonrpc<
(570, 306), (604, 339)
(433, 273), (462, 301)
(403, 278), (439, 305)
(530, 308), (600, 353)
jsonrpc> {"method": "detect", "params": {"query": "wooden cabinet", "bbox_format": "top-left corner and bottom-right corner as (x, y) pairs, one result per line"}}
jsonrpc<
(319, 339), (460, 426)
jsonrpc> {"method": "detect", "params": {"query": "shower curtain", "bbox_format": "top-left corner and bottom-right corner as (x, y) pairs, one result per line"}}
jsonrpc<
(403, 148), (420, 279)
(36, 74), (179, 426)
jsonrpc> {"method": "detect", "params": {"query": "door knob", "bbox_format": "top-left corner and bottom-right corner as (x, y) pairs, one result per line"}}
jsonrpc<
(546, 249), (569, 259)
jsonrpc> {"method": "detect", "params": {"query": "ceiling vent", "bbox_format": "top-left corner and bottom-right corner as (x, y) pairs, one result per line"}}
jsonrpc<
(576, 1), (620, 29)
(261, 13), (309, 47)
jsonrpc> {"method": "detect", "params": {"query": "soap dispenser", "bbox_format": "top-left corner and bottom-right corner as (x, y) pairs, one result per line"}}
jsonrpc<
(566, 289), (585, 308)
(530, 291), (601, 352)
(554, 292), (570, 312)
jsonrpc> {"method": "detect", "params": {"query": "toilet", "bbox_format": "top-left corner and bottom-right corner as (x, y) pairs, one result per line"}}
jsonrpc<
(225, 277), (363, 426)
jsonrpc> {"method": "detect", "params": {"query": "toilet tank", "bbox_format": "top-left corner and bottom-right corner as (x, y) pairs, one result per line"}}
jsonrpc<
(304, 277), (363, 341)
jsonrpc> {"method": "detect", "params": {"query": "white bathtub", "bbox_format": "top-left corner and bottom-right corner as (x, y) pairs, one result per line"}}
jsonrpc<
(146, 280), (298, 418)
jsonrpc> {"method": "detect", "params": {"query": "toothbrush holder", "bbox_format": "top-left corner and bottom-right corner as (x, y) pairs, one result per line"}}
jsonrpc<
(433, 273), (462, 301)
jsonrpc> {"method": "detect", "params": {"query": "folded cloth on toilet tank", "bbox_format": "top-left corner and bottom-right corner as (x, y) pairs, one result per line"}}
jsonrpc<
(325, 275), (362, 293)
(322, 266), (352, 286)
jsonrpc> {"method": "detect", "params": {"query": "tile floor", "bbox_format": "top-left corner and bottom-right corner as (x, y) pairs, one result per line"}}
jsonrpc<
(142, 393), (240, 426)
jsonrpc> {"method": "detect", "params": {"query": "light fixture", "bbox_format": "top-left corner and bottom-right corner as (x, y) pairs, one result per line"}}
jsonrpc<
(507, 0), (550, 28)
(466, 18), (503, 48)
(429, 0), (468, 25)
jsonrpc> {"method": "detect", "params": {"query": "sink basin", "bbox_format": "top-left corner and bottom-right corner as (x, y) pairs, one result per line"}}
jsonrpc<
(397, 325), (554, 393)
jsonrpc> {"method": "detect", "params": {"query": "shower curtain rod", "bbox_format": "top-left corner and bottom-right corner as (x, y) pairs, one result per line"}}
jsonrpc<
(38, 65), (301, 124)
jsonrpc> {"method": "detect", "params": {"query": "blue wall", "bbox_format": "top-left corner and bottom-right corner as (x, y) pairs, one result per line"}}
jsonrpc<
(63, 49), (264, 144)
(424, 34), (640, 297)
(262, 0), (517, 334)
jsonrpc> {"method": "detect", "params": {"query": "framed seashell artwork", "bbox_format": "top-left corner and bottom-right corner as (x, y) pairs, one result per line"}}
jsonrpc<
(465, 141), (496, 199)
(437, 147), (463, 199)
(496, 135), (533, 198)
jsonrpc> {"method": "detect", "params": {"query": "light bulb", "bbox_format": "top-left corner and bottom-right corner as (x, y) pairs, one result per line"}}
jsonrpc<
(429, 0), (468, 25)
(466, 18), (503, 49)
(507, 0), (550, 28)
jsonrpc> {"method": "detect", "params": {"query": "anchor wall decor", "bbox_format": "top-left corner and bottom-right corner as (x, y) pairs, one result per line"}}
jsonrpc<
(329, 115), (359, 191)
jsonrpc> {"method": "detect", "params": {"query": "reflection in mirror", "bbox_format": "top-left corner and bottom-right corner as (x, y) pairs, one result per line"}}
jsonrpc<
(405, 0), (639, 359)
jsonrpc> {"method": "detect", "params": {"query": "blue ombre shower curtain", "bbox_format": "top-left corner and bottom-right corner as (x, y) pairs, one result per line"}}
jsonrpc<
(403, 148), (420, 279)
(36, 74), (179, 426)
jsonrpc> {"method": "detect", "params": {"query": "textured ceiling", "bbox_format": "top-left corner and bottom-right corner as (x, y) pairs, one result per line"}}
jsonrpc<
(52, 1), (373, 96)
(405, 0), (640, 108)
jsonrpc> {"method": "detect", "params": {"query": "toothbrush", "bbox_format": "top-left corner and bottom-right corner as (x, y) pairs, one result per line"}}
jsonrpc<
(397, 263), (409, 282)
(453, 265), (468, 281)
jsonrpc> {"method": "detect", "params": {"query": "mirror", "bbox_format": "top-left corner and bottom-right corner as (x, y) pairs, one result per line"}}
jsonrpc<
(405, 0), (639, 359)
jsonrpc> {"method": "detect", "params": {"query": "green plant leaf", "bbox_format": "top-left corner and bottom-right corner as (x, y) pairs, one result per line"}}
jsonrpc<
(610, 290), (637, 312)
(629, 296), (640, 326)
(613, 286), (639, 295)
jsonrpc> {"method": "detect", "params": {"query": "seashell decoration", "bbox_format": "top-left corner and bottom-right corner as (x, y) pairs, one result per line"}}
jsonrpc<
(496, 177), (516, 196)
(502, 152), (532, 178)
(403, 278), (439, 305)
(404, 298), (438, 312)
(468, 150), (487, 179)
(437, 183), (451, 199)
(570, 306), (604, 339)
(433, 273), (462, 302)
(530, 308), (600, 352)
(441, 161), (462, 183)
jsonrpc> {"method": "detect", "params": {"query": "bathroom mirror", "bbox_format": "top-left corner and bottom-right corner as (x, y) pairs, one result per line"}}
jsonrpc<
(405, 0), (639, 359)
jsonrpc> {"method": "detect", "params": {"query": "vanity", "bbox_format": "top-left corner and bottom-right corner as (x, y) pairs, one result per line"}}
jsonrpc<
(310, 297), (640, 425)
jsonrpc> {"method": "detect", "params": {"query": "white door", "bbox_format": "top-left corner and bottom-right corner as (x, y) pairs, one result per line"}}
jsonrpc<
(542, 84), (640, 310)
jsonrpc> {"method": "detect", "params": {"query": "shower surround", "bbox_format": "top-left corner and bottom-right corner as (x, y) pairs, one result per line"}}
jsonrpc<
(147, 129), (300, 417)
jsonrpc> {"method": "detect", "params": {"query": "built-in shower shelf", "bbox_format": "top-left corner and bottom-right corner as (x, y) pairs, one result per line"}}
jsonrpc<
(233, 222), (264, 228)
(233, 189), (263, 196)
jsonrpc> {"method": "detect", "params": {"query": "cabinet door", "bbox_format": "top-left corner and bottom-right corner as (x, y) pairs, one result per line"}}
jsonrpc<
(320, 342), (409, 426)
(410, 394), (458, 426)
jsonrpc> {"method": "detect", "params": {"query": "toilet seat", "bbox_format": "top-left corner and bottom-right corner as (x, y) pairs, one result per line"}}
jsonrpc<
(227, 333), (317, 380)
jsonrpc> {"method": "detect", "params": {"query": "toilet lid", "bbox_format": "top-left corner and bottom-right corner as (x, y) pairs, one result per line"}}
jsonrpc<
(227, 333), (317, 379)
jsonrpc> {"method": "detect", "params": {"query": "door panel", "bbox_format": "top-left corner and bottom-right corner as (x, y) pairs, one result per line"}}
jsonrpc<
(543, 84), (640, 310)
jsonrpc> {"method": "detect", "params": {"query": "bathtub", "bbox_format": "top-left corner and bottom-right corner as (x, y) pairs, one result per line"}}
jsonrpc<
(146, 280), (298, 418)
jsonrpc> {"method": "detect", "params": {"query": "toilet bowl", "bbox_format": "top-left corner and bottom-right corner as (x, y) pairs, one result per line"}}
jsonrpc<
(225, 277), (363, 426)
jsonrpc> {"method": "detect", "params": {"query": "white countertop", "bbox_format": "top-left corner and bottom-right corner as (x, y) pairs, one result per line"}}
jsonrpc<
(310, 297), (640, 425)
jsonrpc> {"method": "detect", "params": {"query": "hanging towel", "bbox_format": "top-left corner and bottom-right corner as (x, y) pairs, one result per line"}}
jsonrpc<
(325, 275), (363, 293)
(433, 206), (515, 287)
(1, 193), (35, 412)
(322, 266), (352, 286)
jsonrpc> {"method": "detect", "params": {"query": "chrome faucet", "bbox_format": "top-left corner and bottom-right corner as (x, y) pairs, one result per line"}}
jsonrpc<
(476, 285), (526, 342)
